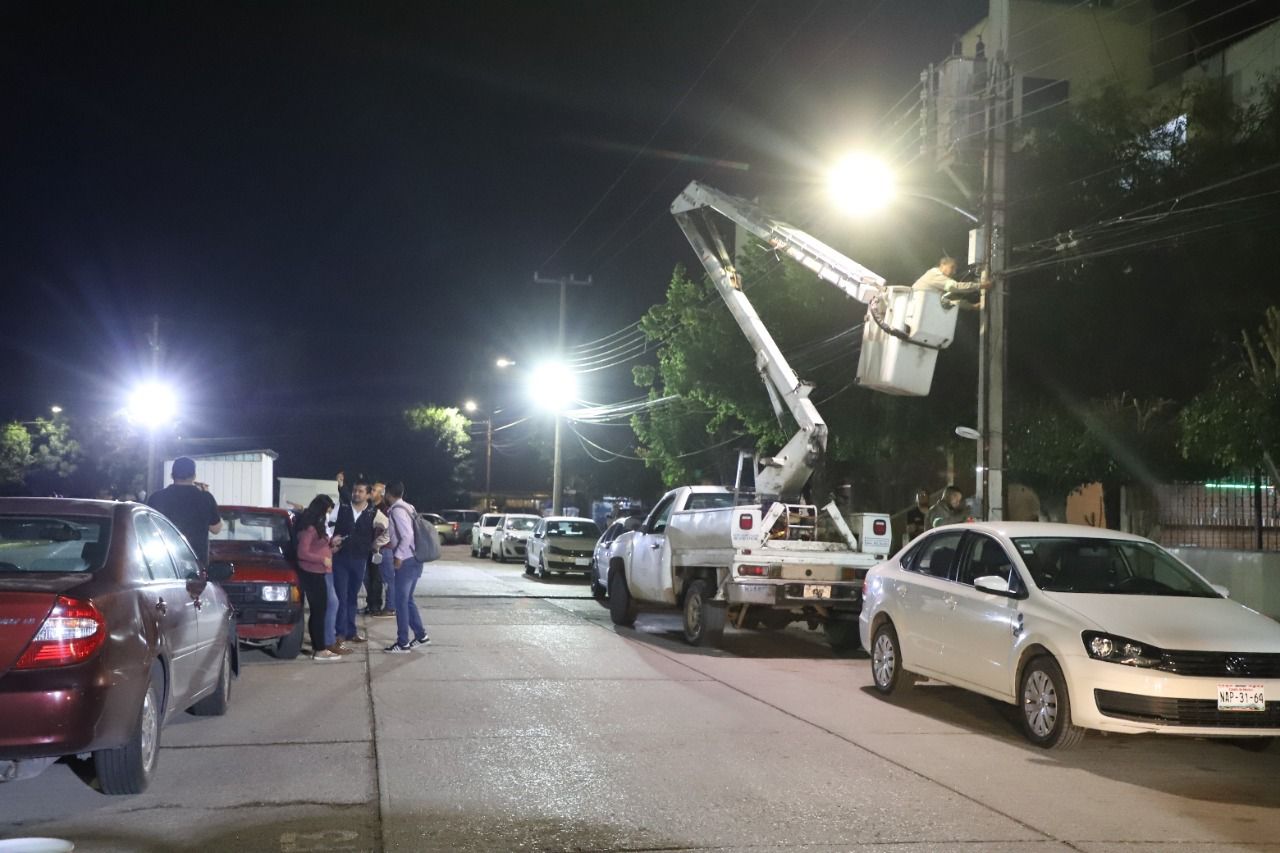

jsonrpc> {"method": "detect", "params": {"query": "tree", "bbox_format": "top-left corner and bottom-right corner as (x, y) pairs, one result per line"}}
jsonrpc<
(71, 415), (146, 499)
(0, 423), (32, 493)
(402, 404), (472, 505)
(1181, 305), (1280, 488)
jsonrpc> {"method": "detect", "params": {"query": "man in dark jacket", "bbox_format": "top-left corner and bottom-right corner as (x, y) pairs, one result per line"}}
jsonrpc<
(330, 476), (377, 644)
(148, 456), (222, 564)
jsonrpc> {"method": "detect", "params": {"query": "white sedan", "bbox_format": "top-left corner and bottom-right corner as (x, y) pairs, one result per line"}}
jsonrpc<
(860, 522), (1280, 750)
(489, 514), (539, 563)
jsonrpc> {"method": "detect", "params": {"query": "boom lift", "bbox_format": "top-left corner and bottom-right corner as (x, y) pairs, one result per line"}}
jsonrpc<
(671, 180), (961, 503)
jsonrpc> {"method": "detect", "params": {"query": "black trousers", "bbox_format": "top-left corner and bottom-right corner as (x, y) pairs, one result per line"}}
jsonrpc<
(296, 569), (329, 653)
(364, 560), (384, 612)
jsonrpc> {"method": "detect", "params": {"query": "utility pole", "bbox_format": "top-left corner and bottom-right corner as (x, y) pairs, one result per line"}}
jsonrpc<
(484, 415), (494, 512)
(978, 0), (1011, 521)
(532, 272), (592, 514)
(146, 315), (162, 498)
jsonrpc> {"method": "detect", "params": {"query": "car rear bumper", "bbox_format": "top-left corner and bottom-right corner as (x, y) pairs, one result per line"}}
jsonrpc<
(1063, 656), (1280, 736)
(727, 580), (862, 611)
(0, 658), (142, 758)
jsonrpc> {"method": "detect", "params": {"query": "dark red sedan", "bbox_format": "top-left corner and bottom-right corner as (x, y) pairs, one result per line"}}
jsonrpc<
(0, 498), (237, 794)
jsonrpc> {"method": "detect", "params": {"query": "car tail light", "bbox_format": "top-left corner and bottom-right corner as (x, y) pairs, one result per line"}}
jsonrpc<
(872, 519), (887, 536)
(738, 513), (753, 530)
(14, 597), (106, 670)
(738, 564), (767, 576)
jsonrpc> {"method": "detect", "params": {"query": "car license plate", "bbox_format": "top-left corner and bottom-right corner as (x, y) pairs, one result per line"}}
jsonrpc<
(1218, 683), (1265, 711)
(803, 584), (831, 599)
(574, 557), (590, 566)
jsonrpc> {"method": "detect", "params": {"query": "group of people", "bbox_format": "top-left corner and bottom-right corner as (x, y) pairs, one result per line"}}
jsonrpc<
(149, 459), (431, 663)
(903, 484), (973, 543)
(294, 473), (431, 660)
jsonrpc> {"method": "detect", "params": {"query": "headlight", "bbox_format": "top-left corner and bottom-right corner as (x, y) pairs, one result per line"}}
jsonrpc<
(261, 585), (291, 602)
(1082, 631), (1163, 667)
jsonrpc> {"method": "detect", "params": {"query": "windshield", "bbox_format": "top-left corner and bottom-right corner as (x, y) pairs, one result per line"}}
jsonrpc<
(0, 515), (111, 573)
(481, 515), (501, 528)
(507, 517), (537, 531)
(211, 510), (290, 554)
(546, 520), (600, 538)
(1012, 537), (1219, 597)
(684, 492), (736, 510)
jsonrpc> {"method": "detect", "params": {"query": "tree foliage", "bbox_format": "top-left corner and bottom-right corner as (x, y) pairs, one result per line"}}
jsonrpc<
(403, 404), (472, 503)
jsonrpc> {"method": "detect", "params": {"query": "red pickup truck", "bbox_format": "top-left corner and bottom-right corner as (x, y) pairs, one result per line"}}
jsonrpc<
(207, 506), (305, 659)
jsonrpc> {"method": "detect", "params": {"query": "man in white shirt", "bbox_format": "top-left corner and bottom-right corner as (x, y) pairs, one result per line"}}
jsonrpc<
(911, 256), (989, 307)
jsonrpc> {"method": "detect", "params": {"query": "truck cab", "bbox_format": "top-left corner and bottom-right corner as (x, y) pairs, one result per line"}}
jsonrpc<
(206, 506), (305, 659)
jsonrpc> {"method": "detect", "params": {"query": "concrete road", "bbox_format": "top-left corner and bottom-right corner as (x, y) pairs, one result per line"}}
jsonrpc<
(2, 545), (1278, 852)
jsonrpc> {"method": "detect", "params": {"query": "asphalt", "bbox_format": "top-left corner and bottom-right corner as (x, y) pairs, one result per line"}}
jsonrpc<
(1, 545), (1278, 852)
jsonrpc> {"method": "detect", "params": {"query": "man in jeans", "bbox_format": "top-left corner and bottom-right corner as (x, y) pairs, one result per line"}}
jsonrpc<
(330, 477), (378, 645)
(384, 481), (429, 653)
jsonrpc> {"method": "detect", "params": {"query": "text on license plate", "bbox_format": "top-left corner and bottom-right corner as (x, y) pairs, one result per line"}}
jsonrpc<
(1218, 683), (1265, 711)
(803, 584), (831, 599)
(574, 557), (591, 566)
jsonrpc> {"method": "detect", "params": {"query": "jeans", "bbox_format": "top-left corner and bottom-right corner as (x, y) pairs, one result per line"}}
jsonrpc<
(323, 571), (339, 648)
(391, 558), (426, 646)
(296, 569), (329, 653)
(332, 551), (365, 639)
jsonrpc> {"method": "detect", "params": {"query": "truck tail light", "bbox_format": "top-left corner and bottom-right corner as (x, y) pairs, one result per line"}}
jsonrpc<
(738, 564), (767, 576)
(14, 597), (106, 669)
(738, 513), (753, 530)
(873, 519), (887, 536)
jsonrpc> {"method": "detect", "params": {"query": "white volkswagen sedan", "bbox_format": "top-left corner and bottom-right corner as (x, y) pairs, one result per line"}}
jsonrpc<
(860, 522), (1280, 750)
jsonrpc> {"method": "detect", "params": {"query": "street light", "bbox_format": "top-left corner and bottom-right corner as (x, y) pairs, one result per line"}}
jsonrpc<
(463, 400), (479, 414)
(495, 357), (516, 369)
(126, 381), (177, 498)
(528, 362), (579, 515)
(827, 152), (896, 216)
(50, 405), (63, 415)
(463, 400), (495, 511)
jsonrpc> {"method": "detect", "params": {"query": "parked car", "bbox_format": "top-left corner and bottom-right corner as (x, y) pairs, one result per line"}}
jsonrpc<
(860, 521), (1280, 750)
(471, 513), (502, 557)
(590, 518), (639, 602)
(419, 513), (451, 546)
(440, 509), (481, 544)
(525, 516), (601, 580)
(490, 514), (539, 563)
(208, 506), (304, 659)
(0, 498), (237, 794)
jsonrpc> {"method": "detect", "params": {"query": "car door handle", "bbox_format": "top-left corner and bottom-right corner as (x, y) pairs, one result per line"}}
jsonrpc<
(193, 597), (204, 611)
(154, 597), (167, 615)
(649, 542), (662, 550)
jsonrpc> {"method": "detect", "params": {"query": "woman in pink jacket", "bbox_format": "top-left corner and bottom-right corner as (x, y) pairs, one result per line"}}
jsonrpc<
(295, 495), (348, 661)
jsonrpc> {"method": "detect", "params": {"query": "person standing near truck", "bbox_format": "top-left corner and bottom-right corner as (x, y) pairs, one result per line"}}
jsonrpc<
(147, 455), (222, 564)
(330, 477), (377, 645)
(295, 495), (348, 660)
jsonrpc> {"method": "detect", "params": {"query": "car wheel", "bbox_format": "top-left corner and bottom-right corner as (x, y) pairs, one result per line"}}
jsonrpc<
(824, 619), (861, 653)
(471, 544), (478, 557)
(590, 578), (608, 607)
(1019, 656), (1085, 750)
(271, 619), (305, 660)
(608, 569), (637, 627)
(524, 556), (534, 575)
(537, 556), (548, 580)
(95, 663), (163, 795)
(190, 642), (233, 717)
(681, 578), (726, 647)
(870, 621), (910, 695)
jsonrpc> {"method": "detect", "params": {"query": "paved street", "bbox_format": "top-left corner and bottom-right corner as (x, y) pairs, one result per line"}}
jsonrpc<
(2, 546), (1278, 852)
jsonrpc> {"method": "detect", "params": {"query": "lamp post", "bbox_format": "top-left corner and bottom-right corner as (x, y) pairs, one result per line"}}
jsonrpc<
(827, 153), (1001, 520)
(126, 381), (177, 497)
(464, 400), (495, 511)
(528, 362), (578, 515)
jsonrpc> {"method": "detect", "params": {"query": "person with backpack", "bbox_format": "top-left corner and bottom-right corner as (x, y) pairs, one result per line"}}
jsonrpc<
(384, 480), (430, 653)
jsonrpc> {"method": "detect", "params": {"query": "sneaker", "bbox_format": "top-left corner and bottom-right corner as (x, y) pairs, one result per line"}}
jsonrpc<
(409, 634), (431, 648)
(328, 643), (353, 656)
(345, 633), (367, 644)
(373, 609), (396, 619)
(383, 642), (412, 654)
(313, 649), (341, 661)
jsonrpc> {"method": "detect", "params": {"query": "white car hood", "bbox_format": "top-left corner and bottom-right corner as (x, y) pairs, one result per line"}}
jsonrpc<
(1045, 593), (1280, 652)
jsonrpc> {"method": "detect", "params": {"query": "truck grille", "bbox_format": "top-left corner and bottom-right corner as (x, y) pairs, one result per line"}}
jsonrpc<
(1095, 690), (1280, 728)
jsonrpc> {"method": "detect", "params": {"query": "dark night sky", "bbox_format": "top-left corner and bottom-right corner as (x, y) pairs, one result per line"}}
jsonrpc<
(2, 0), (989, 479)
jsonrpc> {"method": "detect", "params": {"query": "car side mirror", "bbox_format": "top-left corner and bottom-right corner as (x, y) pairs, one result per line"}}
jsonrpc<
(973, 575), (1020, 598)
(207, 560), (235, 582)
(1211, 583), (1230, 598)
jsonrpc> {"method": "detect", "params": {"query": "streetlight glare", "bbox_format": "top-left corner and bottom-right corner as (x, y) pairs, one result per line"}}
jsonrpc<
(828, 152), (895, 216)
(464, 400), (479, 413)
(528, 362), (578, 412)
(126, 381), (177, 429)
(495, 357), (516, 368)
(50, 405), (63, 415)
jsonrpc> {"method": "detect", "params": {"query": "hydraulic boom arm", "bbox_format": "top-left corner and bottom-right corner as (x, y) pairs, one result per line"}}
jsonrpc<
(671, 181), (887, 500)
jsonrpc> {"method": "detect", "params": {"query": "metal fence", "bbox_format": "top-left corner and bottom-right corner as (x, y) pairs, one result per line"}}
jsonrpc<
(1149, 477), (1280, 551)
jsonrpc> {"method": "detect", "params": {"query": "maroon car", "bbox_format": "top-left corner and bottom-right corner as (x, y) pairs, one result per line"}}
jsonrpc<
(208, 506), (304, 658)
(0, 498), (236, 794)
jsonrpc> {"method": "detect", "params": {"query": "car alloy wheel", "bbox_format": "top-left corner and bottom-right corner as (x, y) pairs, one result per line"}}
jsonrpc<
(870, 622), (909, 695)
(1019, 656), (1084, 750)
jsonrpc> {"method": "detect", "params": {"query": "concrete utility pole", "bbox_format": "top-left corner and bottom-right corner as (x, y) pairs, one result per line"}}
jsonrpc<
(977, 0), (1010, 521)
(484, 415), (494, 512)
(146, 315), (162, 497)
(532, 272), (592, 515)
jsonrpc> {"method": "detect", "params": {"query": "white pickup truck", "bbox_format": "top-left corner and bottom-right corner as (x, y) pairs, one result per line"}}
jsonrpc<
(601, 485), (892, 649)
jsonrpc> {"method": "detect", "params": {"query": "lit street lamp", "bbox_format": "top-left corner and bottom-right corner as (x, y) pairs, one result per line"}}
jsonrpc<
(464, 399), (495, 511)
(126, 381), (178, 497)
(529, 362), (579, 515)
(495, 357), (516, 369)
(50, 405), (63, 415)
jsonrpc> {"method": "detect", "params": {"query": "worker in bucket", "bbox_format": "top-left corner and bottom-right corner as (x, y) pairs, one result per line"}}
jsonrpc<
(911, 255), (989, 307)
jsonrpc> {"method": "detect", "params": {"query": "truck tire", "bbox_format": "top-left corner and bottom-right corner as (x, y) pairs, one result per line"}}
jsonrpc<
(271, 619), (305, 660)
(608, 569), (637, 627)
(682, 578), (726, 647)
(824, 619), (861, 653)
(95, 663), (163, 795)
